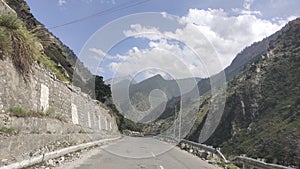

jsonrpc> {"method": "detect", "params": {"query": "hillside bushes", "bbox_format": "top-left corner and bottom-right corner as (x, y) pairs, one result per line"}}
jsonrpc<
(0, 14), (34, 75)
(0, 14), (69, 81)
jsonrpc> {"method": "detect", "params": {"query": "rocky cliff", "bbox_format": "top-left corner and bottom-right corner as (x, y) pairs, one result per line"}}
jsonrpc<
(4, 0), (92, 83)
(190, 18), (300, 168)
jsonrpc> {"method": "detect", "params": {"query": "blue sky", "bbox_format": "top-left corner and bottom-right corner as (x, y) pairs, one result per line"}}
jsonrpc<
(26, 0), (300, 81)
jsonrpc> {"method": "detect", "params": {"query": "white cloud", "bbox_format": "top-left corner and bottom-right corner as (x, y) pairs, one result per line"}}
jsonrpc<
(91, 8), (295, 80)
(107, 38), (207, 80)
(89, 48), (106, 58)
(232, 8), (262, 16)
(58, 0), (67, 6)
(232, 0), (262, 16)
(89, 48), (127, 61)
(85, 48), (114, 74)
(272, 16), (298, 25)
(177, 8), (291, 68)
(123, 24), (162, 40)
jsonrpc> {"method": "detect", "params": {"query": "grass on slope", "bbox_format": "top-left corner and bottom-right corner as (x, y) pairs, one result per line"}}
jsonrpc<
(0, 14), (69, 82)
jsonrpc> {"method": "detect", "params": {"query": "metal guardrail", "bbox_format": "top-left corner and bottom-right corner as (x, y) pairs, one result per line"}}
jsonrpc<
(153, 136), (229, 163)
(180, 139), (229, 163)
(155, 137), (295, 169)
(216, 148), (229, 164)
(235, 156), (296, 169)
(181, 139), (216, 153)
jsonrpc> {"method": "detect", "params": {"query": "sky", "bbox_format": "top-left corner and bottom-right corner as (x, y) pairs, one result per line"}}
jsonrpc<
(26, 0), (300, 81)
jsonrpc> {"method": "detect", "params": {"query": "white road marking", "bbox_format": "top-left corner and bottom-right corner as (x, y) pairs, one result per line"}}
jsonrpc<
(160, 165), (164, 169)
(151, 152), (156, 157)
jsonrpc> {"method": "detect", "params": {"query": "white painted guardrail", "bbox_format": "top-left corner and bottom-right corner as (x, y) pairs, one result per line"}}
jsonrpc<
(0, 136), (121, 169)
(235, 156), (296, 169)
(153, 136), (228, 163)
(180, 139), (229, 163)
(179, 139), (296, 169)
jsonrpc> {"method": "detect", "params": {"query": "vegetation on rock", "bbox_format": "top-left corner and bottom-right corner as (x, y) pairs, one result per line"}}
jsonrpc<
(188, 18), (300, 168)
(9, 106), (67, 122)
(0, 0), (139, 131)
(0, 14), (34, 75)
(0, 14), (70, 81)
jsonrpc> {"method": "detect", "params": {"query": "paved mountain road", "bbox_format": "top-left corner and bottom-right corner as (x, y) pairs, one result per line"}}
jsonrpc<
(59, 136), (220, 169)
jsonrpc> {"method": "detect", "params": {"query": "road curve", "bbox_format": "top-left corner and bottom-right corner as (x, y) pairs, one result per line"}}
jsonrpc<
(60, 136), (220, 169)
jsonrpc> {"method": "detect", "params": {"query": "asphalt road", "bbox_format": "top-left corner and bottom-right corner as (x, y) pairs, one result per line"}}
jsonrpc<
(61, 136), (219, 169)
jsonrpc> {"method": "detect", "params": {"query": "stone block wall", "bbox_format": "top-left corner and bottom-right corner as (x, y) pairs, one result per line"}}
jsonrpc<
(0, 58), (119, 134)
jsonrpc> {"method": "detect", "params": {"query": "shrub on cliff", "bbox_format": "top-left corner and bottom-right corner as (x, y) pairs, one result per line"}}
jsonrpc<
(0, 14), (35, 75)
(0, 14), (69, 81)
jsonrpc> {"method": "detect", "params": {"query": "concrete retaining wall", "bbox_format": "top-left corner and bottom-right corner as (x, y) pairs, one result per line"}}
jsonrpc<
(0, 58), (118, 133)
(0, 58), (119, 165)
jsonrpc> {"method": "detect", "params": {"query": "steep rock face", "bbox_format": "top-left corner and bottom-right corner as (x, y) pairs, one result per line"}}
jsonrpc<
(193, 24), (282, 95)
(203, 18), (300, 167)
(3, 0), (114, 104)
(145, 20), (292, 143)
(224, 34), (274, 80)
(4, 0), (92, 82)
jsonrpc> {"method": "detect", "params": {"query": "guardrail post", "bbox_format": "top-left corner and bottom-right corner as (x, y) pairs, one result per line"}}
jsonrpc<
(242, 162), (246, 169)
(242, 162), (253, 169)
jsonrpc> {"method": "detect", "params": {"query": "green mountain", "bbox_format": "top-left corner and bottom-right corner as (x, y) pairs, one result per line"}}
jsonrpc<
(138, 17), (300, 168)
(141, 23), (284, 136)
(110, 74), (201, 123)
(188, 18), (300, 168)
(130, 75), (202, 100)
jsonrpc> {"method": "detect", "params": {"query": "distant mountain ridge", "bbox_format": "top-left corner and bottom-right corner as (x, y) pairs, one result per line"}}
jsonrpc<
(109, 74), (201, 123)
(113, 27), (283, 122)
(140, 18), (300, 167)
(105, 75), (137, 85)
(129, 74), (202, 99)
